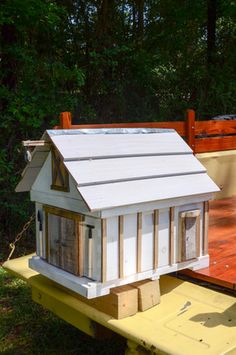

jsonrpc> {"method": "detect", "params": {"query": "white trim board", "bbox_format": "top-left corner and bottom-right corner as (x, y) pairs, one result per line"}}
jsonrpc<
(29, 255), (209, 299)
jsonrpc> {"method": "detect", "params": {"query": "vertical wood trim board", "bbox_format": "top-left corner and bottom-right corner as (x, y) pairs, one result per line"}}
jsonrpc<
(137, 213), (142, 273)
(169, 207), (175, 265)
(203, 201), (209, 255)
(196, 215), (201, 257)
(153, 210), (159, 270)
(45, 211), (49, 261)
(118, 216), (124, 279)
(77, 217), (84, 277)
(101, 219), (107, 283)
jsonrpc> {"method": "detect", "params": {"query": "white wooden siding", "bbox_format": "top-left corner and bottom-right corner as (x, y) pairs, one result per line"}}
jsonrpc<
(123, 214), (137, 277)
(106, 217), (119, 281)
(16, 147), (49, 192)
(65, 155), (205, 187)
(50, 132), (192, 161)
(141, 212), (154, 272)
(84, 216), (102, 281)
(158, 209), (170, 268)
(30, 153), (98, 216)
(79, 173), (219, 211)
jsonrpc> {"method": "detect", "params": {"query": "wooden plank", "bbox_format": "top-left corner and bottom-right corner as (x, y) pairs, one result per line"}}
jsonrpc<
(101, 219), (107, 283)
(58, 121), (186, 136)
(153, 210), (159, 270)
(77, 219), (84, 277)
(137, 213), (142, 273)
(60, 216), (78, 275)
(203, 201), (209, 255)
(195, 120), (236, 136)
(44, 205), (81, 220)
(196, 215), (201, 257)
(60, 111), (72, 129)
(118, 216), (124, 279)
(141, 212), (154, 272)
(180, 210), (200, 261)
(65, 154), (205, 187)
(131, 279), (160, 311)
(123, 214), (137, 277)
(79, 173), (219, 211)
(22, 140), (50, 147)
(195, 136), (236, 153)
(50, 132), (192, 161)
(169, 207), (174, 265)
(106, 217), (119, 281)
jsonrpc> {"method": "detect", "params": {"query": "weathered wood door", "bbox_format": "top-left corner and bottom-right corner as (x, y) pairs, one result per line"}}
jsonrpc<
(179, 210), (200, 262)
(46, 207), (83, 275)
(60, 216), (78, 274)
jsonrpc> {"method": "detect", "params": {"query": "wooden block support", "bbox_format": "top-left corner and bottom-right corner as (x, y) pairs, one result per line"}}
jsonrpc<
(74, 285), (138, 319)
(131, 279), (160, 312)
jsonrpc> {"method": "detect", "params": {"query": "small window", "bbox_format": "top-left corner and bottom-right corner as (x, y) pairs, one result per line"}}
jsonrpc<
(179, 209), (200, 262)
(51, 148), (69, 192)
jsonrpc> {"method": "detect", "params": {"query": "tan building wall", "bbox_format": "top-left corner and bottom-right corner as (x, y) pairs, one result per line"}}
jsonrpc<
(197, 150), (236, 200)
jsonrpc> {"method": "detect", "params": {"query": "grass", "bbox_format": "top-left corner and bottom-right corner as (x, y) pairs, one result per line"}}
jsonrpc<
(0, 267), (125, 355)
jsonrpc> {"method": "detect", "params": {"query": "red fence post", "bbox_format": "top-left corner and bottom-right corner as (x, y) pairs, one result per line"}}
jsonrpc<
(59, 112), (72, 129)
(186, 109), (196, 153)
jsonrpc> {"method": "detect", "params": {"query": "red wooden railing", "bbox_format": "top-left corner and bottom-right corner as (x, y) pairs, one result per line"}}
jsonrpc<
(55, 110), (236, 154)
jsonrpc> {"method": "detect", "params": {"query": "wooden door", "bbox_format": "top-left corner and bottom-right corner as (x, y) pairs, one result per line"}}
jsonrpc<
(60, 216), (78, 274)
(179, 210), (200, 262)
(45, 207), (83, 276)
(47, 213), (60, 267)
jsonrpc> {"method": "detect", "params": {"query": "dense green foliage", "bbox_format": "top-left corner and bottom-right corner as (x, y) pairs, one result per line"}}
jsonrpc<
(0, 0), (236, 253)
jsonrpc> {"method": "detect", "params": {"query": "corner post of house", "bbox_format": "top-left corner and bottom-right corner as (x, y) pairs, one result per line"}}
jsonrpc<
(185, 109), (196, 153)
(60, 111), (72, 129)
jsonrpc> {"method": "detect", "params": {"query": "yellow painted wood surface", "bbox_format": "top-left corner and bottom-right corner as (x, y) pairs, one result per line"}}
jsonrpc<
(3, 254), (236, 355)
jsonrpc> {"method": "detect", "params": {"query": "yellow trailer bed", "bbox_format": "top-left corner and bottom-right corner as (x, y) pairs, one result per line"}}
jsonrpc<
(3, 254), (236, 355)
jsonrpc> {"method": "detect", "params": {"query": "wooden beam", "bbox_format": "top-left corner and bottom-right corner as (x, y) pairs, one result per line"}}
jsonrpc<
(169, 207), (175, 265)
(60, 112), (72, 129)
(118, 216), (124, 279)
(137, 213), (142, 273)
(203, 201), (209, 255)
(101, 219), (107, 283)
(22, 140), (50, 147)
(153, 210), (159, 270)
(195, 136), (236, 153)
(195, 120), (236, 136)
(186, 109), (196, 152)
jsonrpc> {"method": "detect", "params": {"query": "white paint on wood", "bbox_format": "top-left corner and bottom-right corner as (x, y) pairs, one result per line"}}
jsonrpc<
(82, 216), (101, 281)
(141, 212), (154, 272)
(30, 153), (99, 216)
(65, 154), (205, 186)
(50, 132), (192, 161)
(15, 147), (49, 192)
(29, 254), (209, 298)
(79, 173), (218, 211)
(106, 217), (119, 281)
(158, 209), (170, 267)
(101, 193), (213, 218)
(123, 214), (137, 277)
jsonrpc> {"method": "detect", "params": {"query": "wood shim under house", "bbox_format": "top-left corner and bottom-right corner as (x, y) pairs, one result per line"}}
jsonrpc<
(16, 128), (219, 299)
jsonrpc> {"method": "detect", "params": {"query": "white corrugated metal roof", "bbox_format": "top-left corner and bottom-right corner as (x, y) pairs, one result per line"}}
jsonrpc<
(16, 128), (219, 209)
